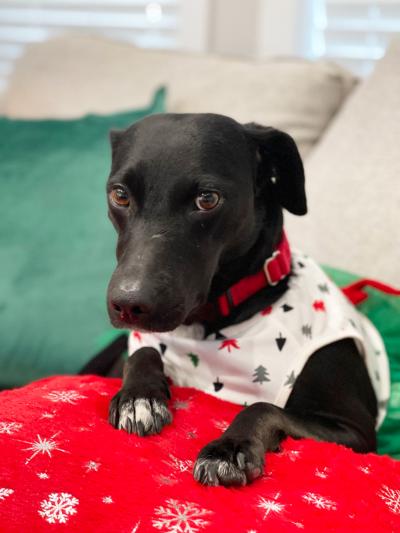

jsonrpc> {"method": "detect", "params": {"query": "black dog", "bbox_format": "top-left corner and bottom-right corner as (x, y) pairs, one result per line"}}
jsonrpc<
(106, 113), (378, 487)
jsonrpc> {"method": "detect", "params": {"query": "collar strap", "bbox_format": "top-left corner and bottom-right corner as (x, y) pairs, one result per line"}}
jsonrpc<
(217, 232), (291, 317)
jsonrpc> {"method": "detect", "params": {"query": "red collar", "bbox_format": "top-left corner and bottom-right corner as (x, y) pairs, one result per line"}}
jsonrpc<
(217, 232), (291, 317)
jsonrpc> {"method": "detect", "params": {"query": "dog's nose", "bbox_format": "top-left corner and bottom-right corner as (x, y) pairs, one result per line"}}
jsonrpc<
(111, 295), (152, 324)
(108, 275), (187, 331)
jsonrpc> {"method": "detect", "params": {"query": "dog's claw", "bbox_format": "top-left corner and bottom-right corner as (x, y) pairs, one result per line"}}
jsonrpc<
(109, 397), (119, 428)
(154, 413), (162, 434)
(136, 420), (145, 437)
(236, 451), (246, 470)
(206, 462), (219, 486)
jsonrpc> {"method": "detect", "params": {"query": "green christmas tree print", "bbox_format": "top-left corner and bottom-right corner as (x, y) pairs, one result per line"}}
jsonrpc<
(187, 352), (199, 367)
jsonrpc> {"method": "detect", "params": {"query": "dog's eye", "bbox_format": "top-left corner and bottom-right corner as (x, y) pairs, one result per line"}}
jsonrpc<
(195, 191), (220, 211)
(110, 187), (130, 207)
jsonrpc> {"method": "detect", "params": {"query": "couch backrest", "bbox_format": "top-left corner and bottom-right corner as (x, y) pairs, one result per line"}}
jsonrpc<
(1, 33), (356, 157)
(285, 39), (400, 285)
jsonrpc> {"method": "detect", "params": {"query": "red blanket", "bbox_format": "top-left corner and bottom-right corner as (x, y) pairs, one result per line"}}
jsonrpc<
(0, 375), (399, 532)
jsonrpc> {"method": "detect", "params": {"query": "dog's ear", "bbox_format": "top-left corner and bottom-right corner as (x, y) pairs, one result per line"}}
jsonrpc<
(109, 129), (124, 160)
(244, 123), (307, 215)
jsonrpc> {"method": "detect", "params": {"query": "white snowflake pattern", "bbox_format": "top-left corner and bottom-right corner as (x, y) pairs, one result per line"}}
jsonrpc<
(155, 474), (179, 486)
(358, 465), (371, 475)
(152, 499), (211, 533)
(44, 390), (87, 404)
(212, 419), (229, 432)
(77, 427), (90, 432)
(18, 432), (69, 464)
(280, 449), (301, 462)
(131, 521), (141, 533)
(39, 492), (79, 524)
(0, 488), (14, 502)
(37, 472), (49, 480)
(163, 454), (193, 473)
(40, 412), (56, 419)
(315, 467), (330, 479)
(102, 496), (113, 504)
(0, 421), (22, 435)
(85, 460), (101, 472)
(257, 494), (285, 519)
(173, 399), (191, 410)
(378, 485), (400, 514)
(302, 492), (337, 510)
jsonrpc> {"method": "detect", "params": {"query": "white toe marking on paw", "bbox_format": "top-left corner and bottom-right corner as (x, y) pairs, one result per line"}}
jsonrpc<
(193, 458), (208, 479)
(134, 399), (153, 430)
(152, 400), (172, 422)
(216, 460), (236, 478)
(118, 400), (135, 429)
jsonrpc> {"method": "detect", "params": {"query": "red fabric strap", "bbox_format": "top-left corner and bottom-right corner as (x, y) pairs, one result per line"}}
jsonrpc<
(342, 278), (400, 305)
(217, 232), (291, 317)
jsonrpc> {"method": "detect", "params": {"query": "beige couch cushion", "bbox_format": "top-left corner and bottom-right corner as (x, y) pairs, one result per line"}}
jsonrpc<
(2, 34), (356, 156)
(285, 40), (400, 285)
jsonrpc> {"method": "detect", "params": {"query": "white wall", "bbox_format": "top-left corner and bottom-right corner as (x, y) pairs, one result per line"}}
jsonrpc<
(178, 0), (211, 52)
(208, 0), (260, 57)
(208, 0), (316, 58)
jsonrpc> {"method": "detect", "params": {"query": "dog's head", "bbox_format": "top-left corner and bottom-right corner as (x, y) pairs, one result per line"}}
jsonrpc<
(106, 113), (306, 331)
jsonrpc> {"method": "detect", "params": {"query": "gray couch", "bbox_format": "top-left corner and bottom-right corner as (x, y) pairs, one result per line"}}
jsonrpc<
(1, 34), (399, 284)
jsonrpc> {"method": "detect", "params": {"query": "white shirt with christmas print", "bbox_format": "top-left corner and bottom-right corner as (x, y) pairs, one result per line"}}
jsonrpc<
(128, 250), (390, 428)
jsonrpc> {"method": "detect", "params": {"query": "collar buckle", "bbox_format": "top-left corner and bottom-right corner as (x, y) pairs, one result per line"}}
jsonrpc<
(263, 251), (281, 286)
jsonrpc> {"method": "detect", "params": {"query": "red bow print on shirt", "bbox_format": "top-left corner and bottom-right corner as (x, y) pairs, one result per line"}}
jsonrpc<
(313, 300), (326, 312)
(218, 339), (240, 352)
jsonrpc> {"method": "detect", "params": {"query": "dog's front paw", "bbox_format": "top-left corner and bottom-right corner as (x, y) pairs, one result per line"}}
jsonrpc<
(193, 436), (265, 487)
(109, 390), (172, 436)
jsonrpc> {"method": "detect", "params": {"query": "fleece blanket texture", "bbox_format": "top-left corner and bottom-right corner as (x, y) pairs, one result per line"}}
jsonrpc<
(1, 374), (400, 532)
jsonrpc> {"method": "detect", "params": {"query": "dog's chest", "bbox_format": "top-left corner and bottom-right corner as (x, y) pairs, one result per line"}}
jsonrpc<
(128, 251), (389, 422)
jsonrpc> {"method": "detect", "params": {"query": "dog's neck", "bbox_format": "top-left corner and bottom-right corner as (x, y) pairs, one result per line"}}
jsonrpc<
(188, 210), (290, 333)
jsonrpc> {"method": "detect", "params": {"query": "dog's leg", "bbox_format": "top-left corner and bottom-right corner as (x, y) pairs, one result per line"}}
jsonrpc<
(194, 339), (377, 486)
(194, 401), (370, 487)
(109, 347), (172, 436)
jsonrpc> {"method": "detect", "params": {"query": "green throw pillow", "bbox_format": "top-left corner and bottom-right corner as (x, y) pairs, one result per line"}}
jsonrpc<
(325, 268), (400, 458)
(0, 87), (166, 388)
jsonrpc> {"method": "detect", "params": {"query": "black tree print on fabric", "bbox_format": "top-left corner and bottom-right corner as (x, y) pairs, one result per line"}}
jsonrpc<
(252, 365), (271, 384)
(275, 333), (287, 351)
(213, 378), (224, 392)
(284, 371), (296, 388)
(302, 325), (312, 338)
(318, 283), (330, 293)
